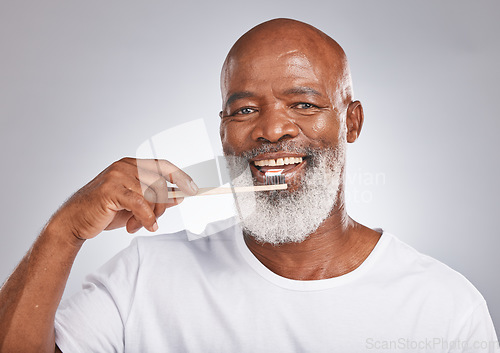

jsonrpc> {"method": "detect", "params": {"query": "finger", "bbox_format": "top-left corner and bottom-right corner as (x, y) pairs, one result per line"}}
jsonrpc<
(131, 188), (183, 233)
(126, 158), (199, 196)
(126, 216), (143, 234)
(119, 170), (179, 233)
(152, 186), (184, 218)
(127, 185), (183, 233)
(114, 186), (158, 232)
(135, 169), (179, 204)
(144, 180), (168, 216)
(111, 162), (178, 205)
(125, 193), (158, 233)
(105, 209), (133, 231)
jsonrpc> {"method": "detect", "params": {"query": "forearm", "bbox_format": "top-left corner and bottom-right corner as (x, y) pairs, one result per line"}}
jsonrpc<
(0, 157), (189, 352)
(0, 222), (84, 353)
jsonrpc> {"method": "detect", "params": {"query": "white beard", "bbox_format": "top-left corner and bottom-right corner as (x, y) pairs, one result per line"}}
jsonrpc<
(225, 143), (345, 246)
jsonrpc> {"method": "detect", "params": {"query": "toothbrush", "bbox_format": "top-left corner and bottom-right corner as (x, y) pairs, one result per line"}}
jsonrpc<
(167, 170), (286, 198)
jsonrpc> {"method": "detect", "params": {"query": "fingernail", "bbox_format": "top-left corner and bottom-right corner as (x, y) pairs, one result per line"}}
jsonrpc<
(152, 222), (158, 232)
(189, 180), (199, 195)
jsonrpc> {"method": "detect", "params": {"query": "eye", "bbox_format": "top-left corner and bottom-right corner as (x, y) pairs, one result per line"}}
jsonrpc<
(234, 107), (256, 115)
(295, 102), (317, 109)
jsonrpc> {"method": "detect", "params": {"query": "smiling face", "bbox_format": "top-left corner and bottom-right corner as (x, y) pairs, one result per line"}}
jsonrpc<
(219, 19), (363, 244)
(220, 19), (354, 191)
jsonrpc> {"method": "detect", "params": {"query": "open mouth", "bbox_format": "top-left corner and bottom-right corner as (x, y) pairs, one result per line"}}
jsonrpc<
(250, 155), (307, 185)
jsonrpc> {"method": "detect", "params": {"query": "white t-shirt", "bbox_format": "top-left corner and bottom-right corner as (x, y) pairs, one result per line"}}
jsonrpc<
(55, 218), (499, 352)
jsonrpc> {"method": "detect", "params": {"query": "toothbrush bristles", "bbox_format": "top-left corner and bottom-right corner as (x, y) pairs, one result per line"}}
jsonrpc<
(265, 174), (286, 185)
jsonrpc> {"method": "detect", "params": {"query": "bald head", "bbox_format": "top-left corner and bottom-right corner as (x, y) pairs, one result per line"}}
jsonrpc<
(221, 18), (353, 110)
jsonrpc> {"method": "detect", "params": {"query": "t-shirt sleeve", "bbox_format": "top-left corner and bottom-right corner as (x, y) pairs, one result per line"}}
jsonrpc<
(453, 300), (500, 353)
(54, 238), (140, 353)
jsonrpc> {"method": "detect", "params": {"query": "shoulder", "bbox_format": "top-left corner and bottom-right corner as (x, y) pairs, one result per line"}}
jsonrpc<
(380, 233), (485, 306)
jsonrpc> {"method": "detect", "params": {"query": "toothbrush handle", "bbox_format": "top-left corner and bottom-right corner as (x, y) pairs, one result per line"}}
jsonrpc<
(168, 184), (287, 198)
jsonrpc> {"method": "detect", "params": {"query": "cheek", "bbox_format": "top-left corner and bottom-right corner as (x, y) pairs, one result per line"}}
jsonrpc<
(220, 122), (251, 154)
(312, 119), (328, 134)
(301, 116), (340, 144)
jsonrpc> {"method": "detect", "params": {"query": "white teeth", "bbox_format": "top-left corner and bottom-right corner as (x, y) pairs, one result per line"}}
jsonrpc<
(254, 157), (303, 167)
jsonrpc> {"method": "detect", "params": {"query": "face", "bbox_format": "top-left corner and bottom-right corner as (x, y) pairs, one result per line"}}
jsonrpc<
(218, 44), (353, 244)
(220, 48), (348, 191)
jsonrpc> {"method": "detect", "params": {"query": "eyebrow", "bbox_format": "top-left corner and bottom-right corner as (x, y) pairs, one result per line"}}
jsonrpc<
(224, 86), (323, 108)
(225, 91), (255, 108)
(283, 86), (323, 97)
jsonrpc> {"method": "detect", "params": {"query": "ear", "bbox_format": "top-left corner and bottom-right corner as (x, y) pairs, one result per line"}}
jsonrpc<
(219, 111), (226, 142)
(345, 101), (364, 143)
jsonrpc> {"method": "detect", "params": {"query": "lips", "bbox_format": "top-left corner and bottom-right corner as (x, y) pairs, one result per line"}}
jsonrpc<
(250, 154), (307, 185)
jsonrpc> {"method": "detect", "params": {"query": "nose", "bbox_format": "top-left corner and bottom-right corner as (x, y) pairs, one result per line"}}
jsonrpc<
(250, 106), (299, 143)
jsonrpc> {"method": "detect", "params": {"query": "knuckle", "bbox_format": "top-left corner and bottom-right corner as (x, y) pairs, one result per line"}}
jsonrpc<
(106, 168), (123, 179)
(111, 157), (134, 170)
(158, 159), (171, 166)
(110, 159), (123, 169)
(119, 157), (133, 163)
(99, 178), (117, 194)
(126, 189), (141, 201)
(143, 188), (157, 203)
(159, 159), (175, 171)
(144, 212), (156, 223)
(151, 177), (166, 188)
(129, 192), (149, 210)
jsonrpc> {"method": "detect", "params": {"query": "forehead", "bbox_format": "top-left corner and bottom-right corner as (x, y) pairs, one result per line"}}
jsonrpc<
(222, 49), (330, 95)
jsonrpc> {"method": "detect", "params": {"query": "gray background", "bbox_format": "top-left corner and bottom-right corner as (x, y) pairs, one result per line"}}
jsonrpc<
(1, 0), (499, 337)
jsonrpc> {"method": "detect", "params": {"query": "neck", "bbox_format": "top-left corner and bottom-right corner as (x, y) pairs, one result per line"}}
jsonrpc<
(243, 199), (381, 280)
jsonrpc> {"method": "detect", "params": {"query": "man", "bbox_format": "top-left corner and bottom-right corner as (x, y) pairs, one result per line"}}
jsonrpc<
(0, 18), (498, 353)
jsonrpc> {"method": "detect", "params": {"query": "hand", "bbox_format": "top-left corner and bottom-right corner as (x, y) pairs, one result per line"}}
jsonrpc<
(49, 158), (198, 241)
